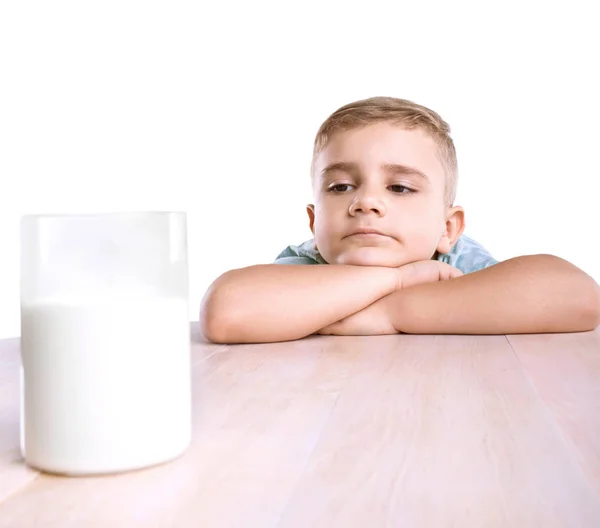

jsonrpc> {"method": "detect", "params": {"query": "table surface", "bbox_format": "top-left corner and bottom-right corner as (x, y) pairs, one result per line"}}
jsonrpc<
(1, 325), (600, 527)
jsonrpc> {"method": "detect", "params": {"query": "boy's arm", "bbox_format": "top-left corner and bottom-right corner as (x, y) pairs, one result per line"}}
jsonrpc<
(200, 260), (463, 343)
(321, 255), (600, 335)
(200, 264), (398, 343)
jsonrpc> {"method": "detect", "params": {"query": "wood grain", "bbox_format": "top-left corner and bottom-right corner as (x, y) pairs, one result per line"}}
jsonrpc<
(508, 329), (600, 499)
(0, 334), (356, 527)
(278, 335), (600, 527)
(1, 328), (600, 527)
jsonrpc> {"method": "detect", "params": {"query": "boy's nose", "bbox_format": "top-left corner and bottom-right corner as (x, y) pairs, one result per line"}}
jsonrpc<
(349, 194), (387, 216)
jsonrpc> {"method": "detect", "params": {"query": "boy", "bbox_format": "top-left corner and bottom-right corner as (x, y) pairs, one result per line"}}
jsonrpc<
(200, 97), (600, 343)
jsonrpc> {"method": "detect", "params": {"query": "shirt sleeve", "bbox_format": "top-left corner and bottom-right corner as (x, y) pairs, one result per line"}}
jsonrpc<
(437, 235), (499, 274)
(273, 255), (321, 265)
(273, 240), (324, 265)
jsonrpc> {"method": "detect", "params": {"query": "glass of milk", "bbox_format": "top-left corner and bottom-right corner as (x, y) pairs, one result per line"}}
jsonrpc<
(19, 211), (191, 475)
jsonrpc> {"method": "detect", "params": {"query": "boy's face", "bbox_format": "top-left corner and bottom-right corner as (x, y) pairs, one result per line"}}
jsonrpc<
(307, 122), (464, 267)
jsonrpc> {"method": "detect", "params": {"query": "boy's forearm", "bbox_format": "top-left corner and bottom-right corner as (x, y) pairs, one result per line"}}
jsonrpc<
(387, 255), (600, 335)
(200, 264), (397, 343)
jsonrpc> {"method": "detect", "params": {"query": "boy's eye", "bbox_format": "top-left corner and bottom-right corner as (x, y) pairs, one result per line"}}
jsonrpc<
(389, 185), (414, 194)
(328, 184), (354, 193)
(327, 184), (415, 194)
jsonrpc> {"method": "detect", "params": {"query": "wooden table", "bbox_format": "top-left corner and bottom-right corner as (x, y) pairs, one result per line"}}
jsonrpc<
(1, 325), (600, 527)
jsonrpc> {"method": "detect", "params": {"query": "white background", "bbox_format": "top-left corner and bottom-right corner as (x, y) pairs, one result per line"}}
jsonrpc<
(1, 1), (598, 338)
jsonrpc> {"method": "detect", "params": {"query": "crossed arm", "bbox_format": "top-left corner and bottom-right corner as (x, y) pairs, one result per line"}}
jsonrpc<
(201, 254), (600, 343)
(319, 255), (600, 336)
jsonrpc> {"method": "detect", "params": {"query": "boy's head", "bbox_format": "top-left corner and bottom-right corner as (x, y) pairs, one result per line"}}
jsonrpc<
(307, 96), (465, 268)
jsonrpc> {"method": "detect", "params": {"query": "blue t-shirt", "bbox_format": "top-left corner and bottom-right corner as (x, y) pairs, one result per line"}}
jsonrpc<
(274, 235), (498, 274)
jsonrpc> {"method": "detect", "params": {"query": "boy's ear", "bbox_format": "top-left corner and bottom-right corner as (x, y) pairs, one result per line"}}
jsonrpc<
(306, 204), (316, 235)
(436, 206), (465, 255)
(306, 204), (318, 250)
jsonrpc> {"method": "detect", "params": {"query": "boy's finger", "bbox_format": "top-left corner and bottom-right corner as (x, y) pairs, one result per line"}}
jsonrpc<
(451, 267), (464, 278)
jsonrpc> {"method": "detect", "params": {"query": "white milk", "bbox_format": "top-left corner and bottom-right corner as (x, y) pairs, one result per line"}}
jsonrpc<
(20, 296), (191, 475)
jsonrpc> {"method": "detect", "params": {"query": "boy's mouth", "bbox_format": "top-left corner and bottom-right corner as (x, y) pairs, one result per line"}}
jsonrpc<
(345, 227), (389, 238)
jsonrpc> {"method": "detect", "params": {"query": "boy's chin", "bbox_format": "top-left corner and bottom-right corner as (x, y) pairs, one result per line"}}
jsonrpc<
(334, 247), (413, 268)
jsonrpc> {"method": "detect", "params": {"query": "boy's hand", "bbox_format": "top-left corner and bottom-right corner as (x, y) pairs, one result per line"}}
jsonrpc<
(317, 261), (462, 336)
(317, 295), (397, 336)
(398, 260), (463, 289)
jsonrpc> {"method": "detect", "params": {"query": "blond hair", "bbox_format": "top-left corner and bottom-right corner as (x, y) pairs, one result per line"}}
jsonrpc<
(312, 96), (458, 207)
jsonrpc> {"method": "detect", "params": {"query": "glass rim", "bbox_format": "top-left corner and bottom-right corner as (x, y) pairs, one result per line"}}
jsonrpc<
(21, 211), (186, 221)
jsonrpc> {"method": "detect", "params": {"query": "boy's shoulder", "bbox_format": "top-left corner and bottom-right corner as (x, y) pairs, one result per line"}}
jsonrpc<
(437, 235), (499, 274)
(274, 239), (327, 265)
(274, 235), (498, 274)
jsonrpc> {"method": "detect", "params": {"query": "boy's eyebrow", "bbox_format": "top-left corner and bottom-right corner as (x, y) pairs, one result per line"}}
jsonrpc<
(320, 162), (430, 183)
(383, 163), (430, 183)
(320, 161), (359, 178)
